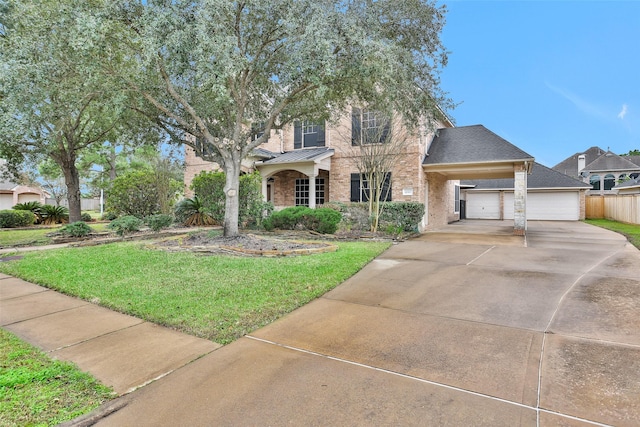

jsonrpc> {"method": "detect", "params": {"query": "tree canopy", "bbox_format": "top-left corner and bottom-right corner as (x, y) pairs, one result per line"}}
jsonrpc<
(112, 0), (451, 236)
(0, 0), (150, 221)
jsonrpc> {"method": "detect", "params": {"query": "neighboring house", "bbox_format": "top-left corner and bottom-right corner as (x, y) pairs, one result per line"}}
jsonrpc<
(0, 180), (49, 210)
(185, 108), (537, 234)
(461, 162), (591, 221)
(614, 176), (640, 195)
(552, 147), (640, 194)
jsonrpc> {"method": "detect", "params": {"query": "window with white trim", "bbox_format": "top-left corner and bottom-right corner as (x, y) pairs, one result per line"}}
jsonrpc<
(295, 178), (325, 206)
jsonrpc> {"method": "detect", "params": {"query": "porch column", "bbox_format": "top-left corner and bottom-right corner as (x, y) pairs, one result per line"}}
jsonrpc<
(513, 164), (527, 235)
(309, 174), (316, 209)
(261, 176), (268, 202)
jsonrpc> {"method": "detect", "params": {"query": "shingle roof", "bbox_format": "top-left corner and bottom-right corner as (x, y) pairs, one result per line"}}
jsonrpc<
(614, 175), (640, 189)
(623, 155), (640, 167)
(251, 148), (278, 159)
(552, 146), (605, 178)
(462, 162), (591, 190)
(585, 151), (640, 172)
(259, 147), (334, 165)
(423, 125), (534, 165)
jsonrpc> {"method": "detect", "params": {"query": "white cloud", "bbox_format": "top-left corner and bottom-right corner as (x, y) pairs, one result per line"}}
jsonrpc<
(545, 81), (607, 120)
(618, 104), (628, 119)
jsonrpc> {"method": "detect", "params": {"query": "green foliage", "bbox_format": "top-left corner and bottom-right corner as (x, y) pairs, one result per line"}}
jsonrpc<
(145, 214), (174, 232)
(301, 208), (342, 234)
(102, 211), (118, 221)
(190, 171), (271, 227)
(379, 202), (425, 232)
(40, 205), (69, 225)
(107, 215), (144, 237)
(0, 210), (36, 228)
(190, 171), (225, 222)
(264, 206), (342, 234)
(174, 196), (216, 226)
(59, 221), (93, 238)
(81, 212), (93, 222)
(12, 201), (44, 224)
(0, 241), (390, 345)
(115, 0), (451, 236)
(107, 170), (180, 218)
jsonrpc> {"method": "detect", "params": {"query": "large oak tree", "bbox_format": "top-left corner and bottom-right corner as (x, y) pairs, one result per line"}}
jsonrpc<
(0, 0), (143, 222)
(116, 0), (451, 236)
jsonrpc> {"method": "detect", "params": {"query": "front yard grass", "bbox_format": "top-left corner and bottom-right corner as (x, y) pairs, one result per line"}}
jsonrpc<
(584, 219), (640, 249)
(0, 240), (390, 345)
(0, 223), (109, 248)
(0, 328), (113, 427)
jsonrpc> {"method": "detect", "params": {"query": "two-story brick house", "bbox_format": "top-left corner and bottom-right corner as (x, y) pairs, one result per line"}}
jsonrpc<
(184, 109), (535, 234)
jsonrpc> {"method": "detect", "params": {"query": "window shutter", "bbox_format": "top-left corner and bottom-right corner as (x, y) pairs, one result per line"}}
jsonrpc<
(380, 119), (391, 144)
(294, 121), (302, 149)
(350, 173), (360, 202)
(382, 173), (392, 201)
(351, 108), (361, 145)
(316, 120), (326, 147)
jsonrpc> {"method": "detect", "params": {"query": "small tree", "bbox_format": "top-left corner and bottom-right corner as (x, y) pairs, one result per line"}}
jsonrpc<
(346, 110), (413, 232)
(107, 169), (180, 218)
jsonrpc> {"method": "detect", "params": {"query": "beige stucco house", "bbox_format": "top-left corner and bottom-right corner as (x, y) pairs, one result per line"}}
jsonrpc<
(184, 109), (535, 234)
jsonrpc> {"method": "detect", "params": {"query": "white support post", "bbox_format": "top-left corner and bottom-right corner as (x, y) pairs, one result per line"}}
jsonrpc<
(513, 165), (527, 235)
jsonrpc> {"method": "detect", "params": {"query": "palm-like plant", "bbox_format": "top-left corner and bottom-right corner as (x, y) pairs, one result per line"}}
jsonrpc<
(12, 201), (44, 224)
(40, 205), (69, 225)
(174, 196), (215, 226)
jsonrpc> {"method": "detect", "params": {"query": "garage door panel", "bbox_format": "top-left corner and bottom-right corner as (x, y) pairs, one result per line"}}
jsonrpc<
(466, 193), (500, 219)
(527, 192), (579, 220)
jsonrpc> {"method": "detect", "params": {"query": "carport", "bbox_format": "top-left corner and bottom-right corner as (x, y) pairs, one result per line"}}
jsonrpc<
(423, 125), (534, 235)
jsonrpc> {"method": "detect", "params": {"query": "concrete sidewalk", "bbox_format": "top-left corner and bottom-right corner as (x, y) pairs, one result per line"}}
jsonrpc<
(2, 220), (640, 426)
(0, 276), (220, 395)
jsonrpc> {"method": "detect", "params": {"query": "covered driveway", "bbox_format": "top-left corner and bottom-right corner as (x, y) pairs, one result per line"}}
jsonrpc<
(95, 221), (640, 426)
(423, 125), (534, 235)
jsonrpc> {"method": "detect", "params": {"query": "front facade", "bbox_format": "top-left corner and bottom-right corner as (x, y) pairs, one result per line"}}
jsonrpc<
(185, 113), (536, 233)
(0, 182), (48, 210)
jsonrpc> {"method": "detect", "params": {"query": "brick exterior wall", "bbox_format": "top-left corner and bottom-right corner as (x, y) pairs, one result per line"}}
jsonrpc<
(183, 110), (457, 228)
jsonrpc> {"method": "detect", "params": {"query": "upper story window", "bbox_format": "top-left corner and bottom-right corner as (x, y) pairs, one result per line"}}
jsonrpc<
(351, 108), (390, 145)
(604, 174), (616, 191)
(251, 122), (265, 141)
(294, 120), (325, 149)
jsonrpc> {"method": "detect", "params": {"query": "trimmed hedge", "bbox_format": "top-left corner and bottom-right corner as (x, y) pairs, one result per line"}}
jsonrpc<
(60, 221), (92, 237)
(379, 202), (425, 232)
(263, 206), (342, 234)
(0, 209), (36, 228)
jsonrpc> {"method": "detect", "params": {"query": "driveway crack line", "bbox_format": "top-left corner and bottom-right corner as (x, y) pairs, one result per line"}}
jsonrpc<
(466, 246), (495, 265)
(535, 247), (625, 427)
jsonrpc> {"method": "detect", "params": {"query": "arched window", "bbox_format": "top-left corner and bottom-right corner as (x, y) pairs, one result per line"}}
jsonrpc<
(590, 175), (601, 190)
(604, 174), (616, 190)
(618, 173), (628, 183)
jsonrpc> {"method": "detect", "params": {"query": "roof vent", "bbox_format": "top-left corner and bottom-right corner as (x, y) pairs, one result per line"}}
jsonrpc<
(578, 154), (586, 172)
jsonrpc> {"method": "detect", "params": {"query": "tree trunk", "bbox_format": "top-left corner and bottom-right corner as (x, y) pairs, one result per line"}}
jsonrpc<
(63, 162), (83, 223)
(222, 158), (241, 237)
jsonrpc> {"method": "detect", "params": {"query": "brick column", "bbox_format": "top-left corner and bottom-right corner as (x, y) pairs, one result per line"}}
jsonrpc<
(513, 164), (527, 235)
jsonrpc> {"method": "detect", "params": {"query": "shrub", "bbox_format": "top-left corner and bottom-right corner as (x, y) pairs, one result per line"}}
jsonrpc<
(379, 202), (425, 232)
(263, 206), (342, 234)
(59, 221), (92, 237)
(301, 208), (342, 234)
(0, 209), (36, 228)
(174, 196), (215, 226)
(40, 205), (69, 225)
(145, 214), (174, 232)
(101, 211), (118, 221)
(107, 215), (144, 236)
(191, 170), (269, 227)
(12, 201), (43, 224)
(81, 212), (93, 222)
(337, 203), (371, 232)
(107, 170), (181, 218)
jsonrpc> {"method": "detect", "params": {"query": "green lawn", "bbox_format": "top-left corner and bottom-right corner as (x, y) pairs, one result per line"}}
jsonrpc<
(0, 329), (113, 427)
(0, 237), (390, 425)
(0, 240), (390, 344)
(0, 223), (109, 248)
(584, 219), (640, 249)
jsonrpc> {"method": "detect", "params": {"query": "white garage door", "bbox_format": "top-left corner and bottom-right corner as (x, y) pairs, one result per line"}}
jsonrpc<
(504, 192), (579, 220)
(465, 192), (500, 219)
(0, 194), (13, 210)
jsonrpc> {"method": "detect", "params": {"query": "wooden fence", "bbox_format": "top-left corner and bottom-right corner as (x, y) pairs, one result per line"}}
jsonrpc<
(46, 198), (102, 211)
(586, 195), (640, 224)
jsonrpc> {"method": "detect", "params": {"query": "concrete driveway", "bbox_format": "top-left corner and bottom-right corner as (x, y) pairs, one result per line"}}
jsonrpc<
(90, 220), (640, 426)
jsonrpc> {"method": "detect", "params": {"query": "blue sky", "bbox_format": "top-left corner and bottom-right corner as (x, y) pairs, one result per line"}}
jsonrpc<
(438, 0), (640, 167)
